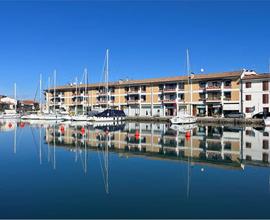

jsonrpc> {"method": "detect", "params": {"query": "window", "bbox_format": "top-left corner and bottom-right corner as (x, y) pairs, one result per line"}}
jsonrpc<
(263, 131), (269, 136)
(199, 93), (205, 101)
(178, 82), (185, 90)
(246, 142), (252, 148)
(224, 142), (232, 150)
(245, 95), (252, 101)
(199, 82), (206, 88)
(246, 155), (252, 161)
(141, 95), (146, 102)
(263, 107), (269, 113)
(224, 80), (232, 87)
(263, 81), (269, 91)
(263, 153), (269, 163)
(246, 107), (253, 113)
(263, 140), (269, 149)
(159, 84), (163, 91)
(178, 93), (184, 100)
(141, 85), (146, 92)
(246, 130), (255, 136)
(246, 82), (252, 88)
(263, 94), (269, 104)
(110, 87), (115, 93)
(224, 92), (231, 100)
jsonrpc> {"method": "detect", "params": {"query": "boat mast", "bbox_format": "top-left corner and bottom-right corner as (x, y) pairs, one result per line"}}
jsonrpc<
(186, 49), (192, 115)
(39, 74), (42, 114)
(84, 68), (87, 115)
(14, 83), (17, 113)
(53, 70), (56, 114)
(48, 77), (50, 113)
(106, 49), (109, 109)
(75, 77), (78, 116)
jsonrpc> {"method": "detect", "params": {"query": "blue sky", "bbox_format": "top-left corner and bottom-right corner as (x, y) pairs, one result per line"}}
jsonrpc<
(0, 1), (270, 99)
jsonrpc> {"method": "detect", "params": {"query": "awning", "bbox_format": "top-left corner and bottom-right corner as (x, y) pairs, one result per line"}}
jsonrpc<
(223, 104), (239, 111)
(197, 106), (206, 109)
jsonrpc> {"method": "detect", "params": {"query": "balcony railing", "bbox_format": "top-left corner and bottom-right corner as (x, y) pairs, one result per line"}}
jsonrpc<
(224, 85), (232, 89)
(162, 99), (176, 103)
(206, 85), (221, 90)
(163, 87), (177, 93)
(206, 97), (221, 102)
(127, 90), (139, 94)
(223, 97), (231, 101)
(127, 99), (140, 104)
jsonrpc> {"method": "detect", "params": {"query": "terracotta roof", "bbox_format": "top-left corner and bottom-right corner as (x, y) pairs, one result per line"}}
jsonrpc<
(242, 73), (270, 80)
(47, 70), (243, 91)
(20, 100), (38, 105)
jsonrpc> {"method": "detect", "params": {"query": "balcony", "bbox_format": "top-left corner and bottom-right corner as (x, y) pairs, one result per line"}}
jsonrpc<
(206, 97), (221, 102)
(97, 99), (110, 104)
(127, 89), (139, 94)
(127, 99), (140, 104)
(163, 87), (177, 93)
(199, 97), (206, 101)
(223, 97), (231, 101)
(162, 99), (176, 104)
(206, 85), (221, 91)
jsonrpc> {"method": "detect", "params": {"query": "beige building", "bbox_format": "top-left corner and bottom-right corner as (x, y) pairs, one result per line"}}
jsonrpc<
(45, 70), (247, 117)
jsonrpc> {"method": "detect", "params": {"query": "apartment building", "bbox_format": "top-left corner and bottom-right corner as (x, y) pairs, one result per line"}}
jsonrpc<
(45, 70), (245, 117)
(242, 72), (270, 118)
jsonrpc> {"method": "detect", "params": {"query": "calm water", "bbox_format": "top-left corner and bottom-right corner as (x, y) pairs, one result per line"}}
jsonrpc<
(0, 120), (270, 218)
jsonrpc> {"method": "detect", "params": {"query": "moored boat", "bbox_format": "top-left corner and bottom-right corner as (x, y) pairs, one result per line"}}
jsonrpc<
(170, 113), (197, 124)
(264, 117), (270, 126)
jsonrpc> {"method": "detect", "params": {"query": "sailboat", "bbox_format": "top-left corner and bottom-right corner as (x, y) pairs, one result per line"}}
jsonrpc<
(0, 83), (20, 119)
(92, 49), (126, 123)
(70, 68), (90, 121)
(170, 49), (196, 124)
(21, 71), (64, 121)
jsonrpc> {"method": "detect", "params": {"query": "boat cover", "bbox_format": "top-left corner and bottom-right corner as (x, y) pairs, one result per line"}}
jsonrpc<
(96, 109), (126, 117)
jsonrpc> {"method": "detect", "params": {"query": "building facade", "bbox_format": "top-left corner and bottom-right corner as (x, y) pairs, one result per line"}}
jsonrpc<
(242, 72), (270, 118)
(45, 70), (247, 117)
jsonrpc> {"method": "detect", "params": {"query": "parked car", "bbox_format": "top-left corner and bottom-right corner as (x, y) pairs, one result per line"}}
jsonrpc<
(252, 112), (270, 119)
(224, 112), (245, 118)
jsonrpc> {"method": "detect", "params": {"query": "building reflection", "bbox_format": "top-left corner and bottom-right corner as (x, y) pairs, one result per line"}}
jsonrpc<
(42, 122), (270, 169)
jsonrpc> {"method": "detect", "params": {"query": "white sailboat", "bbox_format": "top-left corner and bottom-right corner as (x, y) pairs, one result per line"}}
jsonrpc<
(170, 49), (196, 124)
(92, 49), (126, 123)
(21, 71), (64, 121)
(71, 68), (90, 121)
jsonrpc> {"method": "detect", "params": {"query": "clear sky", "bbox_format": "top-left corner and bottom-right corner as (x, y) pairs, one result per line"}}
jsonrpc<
(0, 0), (270, 99)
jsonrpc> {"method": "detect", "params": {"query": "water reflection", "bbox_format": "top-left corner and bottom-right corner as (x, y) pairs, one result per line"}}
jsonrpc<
(1, 120), (270, 218)
(3, 120), (270, 169)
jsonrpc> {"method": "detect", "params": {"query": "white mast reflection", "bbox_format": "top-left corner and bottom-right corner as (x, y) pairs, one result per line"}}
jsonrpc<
(13, 121), (17, 154)
(53, 124), (56, 170)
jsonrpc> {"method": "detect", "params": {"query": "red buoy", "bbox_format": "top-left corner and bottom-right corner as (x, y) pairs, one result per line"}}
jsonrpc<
(60, 125), (65, 133)
(81, 127), (85, 134)
(8, 123), (12, 128)
(19, 122), (25, 128)
(185, 131), (191, 138)
(135, 130), (140, 140)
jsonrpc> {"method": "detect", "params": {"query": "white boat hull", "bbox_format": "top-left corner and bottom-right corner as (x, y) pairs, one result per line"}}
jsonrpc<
(92, 116), (125, 122)
(264, 117), (270, 126)
(170, 115), (196, 124)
